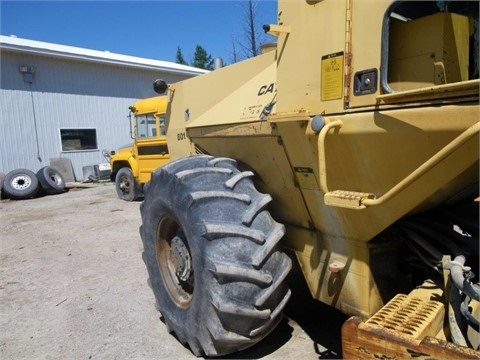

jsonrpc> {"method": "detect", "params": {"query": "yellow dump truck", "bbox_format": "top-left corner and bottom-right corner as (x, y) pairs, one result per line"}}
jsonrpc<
(109, 94), (169, 201)
(139, 0), (479, 357)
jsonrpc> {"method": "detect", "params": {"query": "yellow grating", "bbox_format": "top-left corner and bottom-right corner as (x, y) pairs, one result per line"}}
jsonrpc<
(365, 294), (444, 340)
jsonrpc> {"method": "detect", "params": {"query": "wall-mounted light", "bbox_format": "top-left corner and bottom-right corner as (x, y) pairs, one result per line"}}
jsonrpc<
(19, 65), (36, 84)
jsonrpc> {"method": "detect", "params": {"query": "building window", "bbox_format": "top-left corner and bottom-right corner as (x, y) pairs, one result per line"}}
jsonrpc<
(60, 128), (98, 152)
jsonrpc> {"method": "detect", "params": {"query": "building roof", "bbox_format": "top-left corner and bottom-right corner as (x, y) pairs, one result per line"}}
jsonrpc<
(0, 35), (208, 76)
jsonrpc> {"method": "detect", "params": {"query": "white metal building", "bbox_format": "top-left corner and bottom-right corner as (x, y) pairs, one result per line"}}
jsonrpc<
(0, 35), (207, 180)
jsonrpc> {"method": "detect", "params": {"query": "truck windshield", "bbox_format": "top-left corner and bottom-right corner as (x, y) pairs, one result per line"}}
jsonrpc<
(136, 113), (156, 138)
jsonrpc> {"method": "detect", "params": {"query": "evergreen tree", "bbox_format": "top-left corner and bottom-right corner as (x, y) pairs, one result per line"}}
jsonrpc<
(191, 45), (214, 70)
(175, 47), (188, 65)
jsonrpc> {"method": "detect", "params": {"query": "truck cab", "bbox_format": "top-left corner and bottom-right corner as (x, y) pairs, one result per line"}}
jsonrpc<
(109, 95), (169, 201)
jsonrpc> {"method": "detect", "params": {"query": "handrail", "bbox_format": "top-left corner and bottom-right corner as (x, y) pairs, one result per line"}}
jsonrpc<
(319, 119), (343, 193)
(362, 122), (479, 207)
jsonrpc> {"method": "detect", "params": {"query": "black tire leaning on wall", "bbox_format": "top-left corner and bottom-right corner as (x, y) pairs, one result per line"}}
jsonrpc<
(37, 166), (66, 195)
(139, 155), (292, 357)
(0, 171), (5, 199)
(3, 169), (40, 200)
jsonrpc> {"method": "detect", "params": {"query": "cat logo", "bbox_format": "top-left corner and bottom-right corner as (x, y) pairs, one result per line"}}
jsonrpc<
(258, 83), (275, 96)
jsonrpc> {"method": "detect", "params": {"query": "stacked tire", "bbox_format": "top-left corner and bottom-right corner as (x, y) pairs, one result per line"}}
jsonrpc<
(0, 166), (66, 200)
(36, 166), (67, 196)
(0, 172), (4, 199)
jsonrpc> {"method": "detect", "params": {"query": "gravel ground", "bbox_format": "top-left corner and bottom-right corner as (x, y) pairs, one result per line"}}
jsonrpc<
(0, 183), (346, 359)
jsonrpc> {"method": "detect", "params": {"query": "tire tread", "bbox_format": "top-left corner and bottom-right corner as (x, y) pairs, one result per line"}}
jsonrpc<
(140, 155), (291, 357)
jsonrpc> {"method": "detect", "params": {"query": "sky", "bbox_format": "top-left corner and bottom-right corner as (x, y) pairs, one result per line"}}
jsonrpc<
(0, 0), (278, 65)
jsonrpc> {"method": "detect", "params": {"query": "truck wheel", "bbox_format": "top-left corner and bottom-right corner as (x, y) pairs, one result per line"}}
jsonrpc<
(140, 155), (292, 357)
(37, 166), (66, 195)
(115, 167), (138, 201)
(3, 169), (39, 200)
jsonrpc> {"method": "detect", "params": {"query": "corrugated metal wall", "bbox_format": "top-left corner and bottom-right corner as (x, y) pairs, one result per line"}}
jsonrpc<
(0, 51), (193, 179)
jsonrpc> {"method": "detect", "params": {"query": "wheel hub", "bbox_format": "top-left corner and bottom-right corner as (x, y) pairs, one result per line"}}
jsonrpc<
(12, 176), (31, 190)
(170, 235), (192, 282)
(156, 218), (194, 307)
(49, 174), (61, 185)
(119, 178), (130, 193)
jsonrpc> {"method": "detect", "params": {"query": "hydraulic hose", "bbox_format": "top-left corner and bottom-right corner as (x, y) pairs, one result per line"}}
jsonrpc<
(448, 256), (480, 302)
(449, 283), (468, 347)
(461, 296), (480, 331)
(447, 255), (480, 347)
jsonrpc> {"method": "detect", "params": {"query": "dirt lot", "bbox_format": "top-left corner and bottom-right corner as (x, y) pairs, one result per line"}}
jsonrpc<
(0, 183), (347, 359)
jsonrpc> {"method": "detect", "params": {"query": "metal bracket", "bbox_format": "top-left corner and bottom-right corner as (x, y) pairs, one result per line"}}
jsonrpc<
(263, 24), (291, 37)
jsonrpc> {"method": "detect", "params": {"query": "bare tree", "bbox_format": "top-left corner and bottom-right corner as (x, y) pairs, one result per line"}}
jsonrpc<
(230, 36), (240, 64)
(245, 0), (259, 57)
(230, 0), (267, 63)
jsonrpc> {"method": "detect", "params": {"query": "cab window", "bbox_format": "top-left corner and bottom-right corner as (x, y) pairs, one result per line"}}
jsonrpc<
(382, 1), (478, 93)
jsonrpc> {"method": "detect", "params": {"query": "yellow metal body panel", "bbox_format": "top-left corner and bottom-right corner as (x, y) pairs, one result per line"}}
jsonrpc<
(134, 137), (169, 184)
(347, 0), (384, 109)
(389, 13), (470, 91)
(133, 95), (168, 114)
(163, 0), (479, 322)
(110, 144), (139, 176)
(166, 50), (277, 158)
(275, 0), (349, 114)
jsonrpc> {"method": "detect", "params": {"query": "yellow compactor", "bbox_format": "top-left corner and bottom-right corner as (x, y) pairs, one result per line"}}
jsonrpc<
(139, 0), (479, 357)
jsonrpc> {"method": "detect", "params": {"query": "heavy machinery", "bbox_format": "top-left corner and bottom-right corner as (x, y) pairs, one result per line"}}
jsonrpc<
(109, 92), (169, 201)
(139, 0), (479, 357)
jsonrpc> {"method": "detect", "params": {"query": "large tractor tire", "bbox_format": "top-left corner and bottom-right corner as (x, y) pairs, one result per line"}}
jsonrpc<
(115, 167), (139, 201)
(140, 155), (292, 357)
(3, 169), (39, 200)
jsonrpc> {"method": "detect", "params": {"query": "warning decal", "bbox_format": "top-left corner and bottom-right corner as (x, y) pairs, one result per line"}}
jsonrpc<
(294, 167), (319, 190)
(321, 51), (344, 101)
